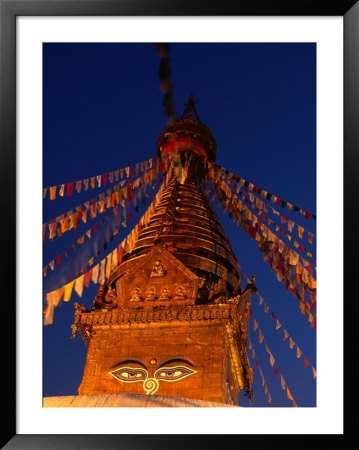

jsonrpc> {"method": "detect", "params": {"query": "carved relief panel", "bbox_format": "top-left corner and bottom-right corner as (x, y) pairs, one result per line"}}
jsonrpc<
(116, 246), (200, 309)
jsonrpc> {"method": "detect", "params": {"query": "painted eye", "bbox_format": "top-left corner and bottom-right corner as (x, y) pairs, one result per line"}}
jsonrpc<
(109, 367), (147, 382)
(154, 366), (196, 381)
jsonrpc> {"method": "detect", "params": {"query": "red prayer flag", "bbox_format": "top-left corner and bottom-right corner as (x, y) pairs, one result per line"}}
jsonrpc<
(299, 244), (304, 252)
(274, 364), (280, 378)
(66, 182), (74, 196)
(255, 359), (259, 368)
(253, 185), (259, 193)
(303, 357), (310, 369)
(271, 312), (276, 320)
(56, 254), (62, 265)
(103, 173), (108, 185)
(305, 211), (311, 220)
(93, 224), (98, 233)
(276, 198), (282, 206)
(84, 269), (92, 287)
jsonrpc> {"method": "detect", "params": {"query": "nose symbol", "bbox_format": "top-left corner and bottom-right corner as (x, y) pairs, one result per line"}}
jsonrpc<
(143, 378), (159, 395)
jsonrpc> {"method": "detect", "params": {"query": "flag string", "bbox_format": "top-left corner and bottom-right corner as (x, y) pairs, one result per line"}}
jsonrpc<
(43, 178), (166, 325)
(43, 165), (160, 244)
(253, 291), (317, 368)
(251, 316), (298, 407)
(211, 162), (316, 221)
(223, 176), (316, 261)
(43, 156), (157, 200)
(206, 174), (316, 312)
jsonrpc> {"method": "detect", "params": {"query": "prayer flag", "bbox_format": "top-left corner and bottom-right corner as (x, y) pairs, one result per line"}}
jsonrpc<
(269, 352), (275, 367)
(99, 259), (106, 284)
(44, 287), (64, 325)
(63, 280), (75, 302)
(74, 275), (84, 298)
(275, 364), (280, 378)
(49, 186), (57, 200)
(91, 264), (99, 284)
(84, 269), (92, 287)
(66, 182), (74, 196)
(258, 330), (264, 343)
(76, 180), (82, 193)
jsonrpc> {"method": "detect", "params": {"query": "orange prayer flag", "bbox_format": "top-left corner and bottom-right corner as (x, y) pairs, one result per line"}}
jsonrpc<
(275, 320), (281, 330)
(286, 387), (294, 401)
(283, 329), (289, 341)
(269, 352), (275, 367)
(258, 330), (264, 343)
(289, 337), (295, 349)
(253, 319), (258, 331)
(312, 367), (317, 379)
(264, 303), (269, 313)
(296, 346), (302, 359)
(280, 375), (286, 390)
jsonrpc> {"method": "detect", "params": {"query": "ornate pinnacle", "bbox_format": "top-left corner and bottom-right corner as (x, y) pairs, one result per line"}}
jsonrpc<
(181, 93), (200, 121)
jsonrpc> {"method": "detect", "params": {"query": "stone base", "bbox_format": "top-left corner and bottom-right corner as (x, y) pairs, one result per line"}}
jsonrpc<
(43, 394), (238, 408)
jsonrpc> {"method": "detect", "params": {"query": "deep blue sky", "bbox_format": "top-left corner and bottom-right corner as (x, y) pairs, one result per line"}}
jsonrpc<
(43, 43), (316, 407)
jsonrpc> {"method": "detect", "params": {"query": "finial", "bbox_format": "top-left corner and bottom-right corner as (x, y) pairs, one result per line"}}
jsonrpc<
(181, 93), (200, 121)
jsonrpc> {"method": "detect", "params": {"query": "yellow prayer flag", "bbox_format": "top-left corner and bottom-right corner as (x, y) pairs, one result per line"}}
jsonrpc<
(63, 280), (75, 302)
(296, 347), (302, 359)
(275, 320), (281, 330)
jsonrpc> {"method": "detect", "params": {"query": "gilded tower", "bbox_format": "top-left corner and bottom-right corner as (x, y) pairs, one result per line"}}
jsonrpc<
(72, 96), (254, 405)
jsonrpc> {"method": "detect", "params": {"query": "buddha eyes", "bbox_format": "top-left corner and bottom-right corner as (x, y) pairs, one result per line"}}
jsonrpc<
(109, 367), (147, 382)
(154, 366), (195, 381)
(109, 365), (196, 383)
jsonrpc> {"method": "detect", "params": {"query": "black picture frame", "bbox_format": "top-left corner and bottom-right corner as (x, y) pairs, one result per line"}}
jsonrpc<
(1, 0), (355, 448)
